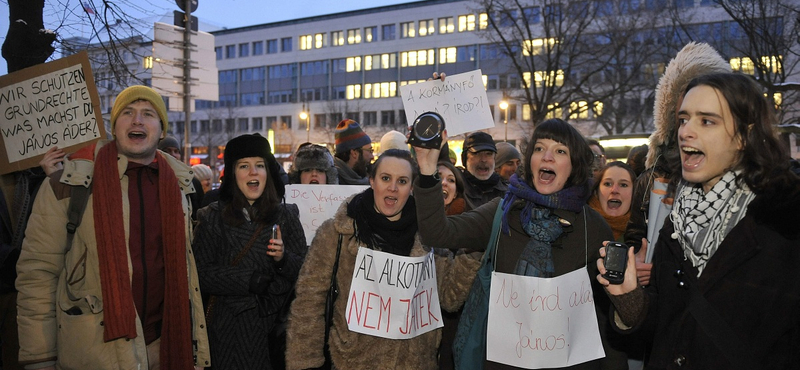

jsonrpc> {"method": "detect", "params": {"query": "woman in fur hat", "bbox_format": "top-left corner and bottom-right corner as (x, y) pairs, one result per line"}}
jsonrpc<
(288, 144), (339, 185)
(193, 133), (307, 369)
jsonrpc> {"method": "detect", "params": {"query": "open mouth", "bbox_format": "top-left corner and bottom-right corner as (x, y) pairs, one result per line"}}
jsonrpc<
(309, 180), (320, 184)
(539, 168), (556, 181)
(442, 190), (449, 200)
(607, 199), (622, 210)
(128, 131), (146, 139)
(247, 180), (260, 189)
(682, 146), (705, 168)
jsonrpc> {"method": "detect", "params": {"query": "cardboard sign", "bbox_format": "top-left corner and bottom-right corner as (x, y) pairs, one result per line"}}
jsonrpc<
(399, 69), (495, 136)
(346, 248), (443, 339)
(285, 184), (368, 244)
(487, 268), (605, 369)
(0, 52), (105, 175)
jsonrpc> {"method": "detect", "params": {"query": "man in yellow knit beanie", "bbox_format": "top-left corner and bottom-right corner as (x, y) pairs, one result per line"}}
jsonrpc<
(15, 84), (210, 370)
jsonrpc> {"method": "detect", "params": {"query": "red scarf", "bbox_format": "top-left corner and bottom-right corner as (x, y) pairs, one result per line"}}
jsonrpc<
(93, 143), (193, 369)
(588, 194), (631, 241)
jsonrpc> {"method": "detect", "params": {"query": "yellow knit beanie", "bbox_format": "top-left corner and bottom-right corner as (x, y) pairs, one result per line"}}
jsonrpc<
(110, 85), (169, 136)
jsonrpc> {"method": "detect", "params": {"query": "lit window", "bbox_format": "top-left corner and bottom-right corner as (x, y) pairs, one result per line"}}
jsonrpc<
(569, 101), (589, 119)
(522, 104), (531, 120)
(761, 55), (783, 74)
(332, 31), (344, 46)
(381, 53), (395, 69)
(730, 57), (755, 75)
(546, 103), (562, 119)
(439, 47), (457, 64)
(439, 17), (454, 34)
(143, 56), (153, 69)
(522, 38), (557, 56)
(593, 101), (604, 117)
(401, 22), (416, 38)
(346, 84), (361, 100)
(523, 70), (565, 87)
(347, 29), (362, 44)
(400, 49), (434, 67)
(482, 74), (488, 89)
(773, 92), (782, 109)
(315, 33), (326, 48)
(346, 56), (362, 72)
(419, 19), (434, 36)
(458, 14), (475, 32)
(479, 13), (488, 29)
(365, 26), (377, 42)
(300, 35), (312, 50)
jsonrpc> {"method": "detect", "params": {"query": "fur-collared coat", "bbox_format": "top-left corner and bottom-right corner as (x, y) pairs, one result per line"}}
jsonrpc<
(285, 194), (481, 370)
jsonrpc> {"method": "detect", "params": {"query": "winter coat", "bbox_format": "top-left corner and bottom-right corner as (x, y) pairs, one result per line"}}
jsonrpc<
(462, 175), (507, 208)
(414, 180), (628, 370)
(193, 201), (306, 370)
(15, 140), (210, 369)
(614, 186), (800, 370)
(285, 193), (481, 370)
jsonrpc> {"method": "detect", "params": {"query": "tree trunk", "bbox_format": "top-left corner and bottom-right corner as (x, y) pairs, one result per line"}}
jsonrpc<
(2, 0), (56, 73)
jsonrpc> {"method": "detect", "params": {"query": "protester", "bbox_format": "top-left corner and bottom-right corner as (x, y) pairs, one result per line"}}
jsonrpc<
(379, 130), (409, 154)
(193, 133), (306, 370)
(16, 85), (210, 369)
(461, 132), (507, 207)
(588, 162), (636, 241)
(494, 142), (521, 184)
(435, 159), (472, 370)
(598, 72), (800, 369)
(159, 135), (204, 219)
(413, 118), (627, 370)
(192, 164), (214, 193)
(587, 139), (606, 179)
(625, 145), (648, 178)
(333, 119), (373, 185)
(624, 42), (731, 253)
(288, 144), (338, 185)
(438, 160), (472, 216)
(286, 149), (480, 370)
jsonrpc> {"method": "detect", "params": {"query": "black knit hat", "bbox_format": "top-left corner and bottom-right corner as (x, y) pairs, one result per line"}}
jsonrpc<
(220, 133), (285, 201)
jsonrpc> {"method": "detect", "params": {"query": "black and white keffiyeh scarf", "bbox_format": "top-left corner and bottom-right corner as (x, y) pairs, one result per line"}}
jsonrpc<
(670, 171), (755, 275)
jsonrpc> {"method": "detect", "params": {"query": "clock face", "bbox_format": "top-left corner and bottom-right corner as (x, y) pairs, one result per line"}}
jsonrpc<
(413, 113), (443, 141)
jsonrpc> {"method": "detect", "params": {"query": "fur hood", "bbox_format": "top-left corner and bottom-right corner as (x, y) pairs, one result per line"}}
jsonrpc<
(646, 42), (731, 169)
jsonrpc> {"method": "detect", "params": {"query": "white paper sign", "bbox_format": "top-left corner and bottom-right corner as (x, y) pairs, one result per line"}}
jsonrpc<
(345, 248), (443, 339)
(399, 69), (494, 136)
(285, 184), (367, 244)
(487, 268), (605, 369)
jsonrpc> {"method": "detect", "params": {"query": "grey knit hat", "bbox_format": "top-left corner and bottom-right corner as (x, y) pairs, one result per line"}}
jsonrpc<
(494, 142), (521, 169)
(288, 144), (338, 184)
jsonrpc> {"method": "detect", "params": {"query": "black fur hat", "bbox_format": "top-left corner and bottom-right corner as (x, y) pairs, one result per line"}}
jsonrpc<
(220, 133), (285, 200)
(288, 144), (338, 184)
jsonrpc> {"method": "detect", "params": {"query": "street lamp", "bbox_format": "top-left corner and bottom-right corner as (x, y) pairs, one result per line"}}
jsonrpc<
(299, 110), (310, 142)
(499, 100), (509, 142)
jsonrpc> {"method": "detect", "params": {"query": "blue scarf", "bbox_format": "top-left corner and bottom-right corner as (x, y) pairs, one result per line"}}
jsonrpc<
(501, 173), (590, 277)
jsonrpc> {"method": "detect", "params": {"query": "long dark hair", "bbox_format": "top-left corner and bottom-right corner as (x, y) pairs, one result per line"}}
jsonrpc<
(672, 73), (794, 194)
(223, 160), (281, 226)
(591, 161), (636, 197)
(523, 118), (594, 190)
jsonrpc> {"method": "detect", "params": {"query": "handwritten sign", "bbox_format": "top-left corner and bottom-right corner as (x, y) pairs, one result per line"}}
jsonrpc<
(346, 248), (442, 339)
(487, 268), (604, 369)
(285, 184), (367, 244)
(399, 69), (494, 136)
(0, 51), (105, 175)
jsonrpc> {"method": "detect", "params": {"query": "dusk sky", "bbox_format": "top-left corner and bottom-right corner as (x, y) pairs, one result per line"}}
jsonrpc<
(0, 0), (417, 75)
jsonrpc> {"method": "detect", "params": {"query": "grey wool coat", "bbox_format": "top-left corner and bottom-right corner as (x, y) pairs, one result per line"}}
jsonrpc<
(285, 194), (481, 370)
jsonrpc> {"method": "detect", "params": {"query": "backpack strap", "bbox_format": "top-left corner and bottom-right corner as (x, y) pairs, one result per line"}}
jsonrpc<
(65, 185), (91, 253)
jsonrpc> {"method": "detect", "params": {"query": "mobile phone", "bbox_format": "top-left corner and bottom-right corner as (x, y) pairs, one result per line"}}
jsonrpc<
(603, 242), (628, 285)
(271, 224), (279, 240)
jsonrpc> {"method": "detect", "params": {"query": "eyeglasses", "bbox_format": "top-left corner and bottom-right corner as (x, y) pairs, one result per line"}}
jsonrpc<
(360, 147), (374, 154)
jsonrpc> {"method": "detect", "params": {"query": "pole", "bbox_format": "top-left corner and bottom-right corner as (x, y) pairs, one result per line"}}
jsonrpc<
(504, 107), (508, 142)
(306, 114), (310, 143)
(182, 0), (192, 164)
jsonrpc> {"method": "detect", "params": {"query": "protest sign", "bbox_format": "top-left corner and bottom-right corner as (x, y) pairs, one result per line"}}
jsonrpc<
(487, 268), (604, 369)
(399, 69), (494, 136)
(0, 51), (105, 175)
(346, 248), (442, 339)
(285, 184), (367, 244)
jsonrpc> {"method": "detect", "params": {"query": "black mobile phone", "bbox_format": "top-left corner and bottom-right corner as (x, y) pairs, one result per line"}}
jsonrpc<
(603, 242), (628, 285)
